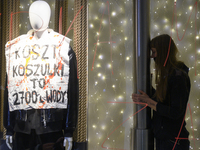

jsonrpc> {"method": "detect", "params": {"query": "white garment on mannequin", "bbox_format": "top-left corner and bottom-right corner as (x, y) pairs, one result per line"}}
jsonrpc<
(6, 1), (73, 149)
(29, 1), (73, 149)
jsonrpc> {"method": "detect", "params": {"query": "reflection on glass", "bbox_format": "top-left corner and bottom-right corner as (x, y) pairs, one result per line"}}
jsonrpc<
(151, 0), (200, 149)
(88, 0), (200, 150)
(88, 1), (134, 149)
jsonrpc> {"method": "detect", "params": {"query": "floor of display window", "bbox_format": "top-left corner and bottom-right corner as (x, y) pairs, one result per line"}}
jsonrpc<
(0, 139), (10, 150)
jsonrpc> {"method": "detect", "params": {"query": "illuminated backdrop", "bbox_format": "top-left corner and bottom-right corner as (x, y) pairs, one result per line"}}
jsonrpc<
(88, 0), (134, 149)
(88, 0), (200, 150)
(151, 1), (200, 150)
(17, 0), (200, 150)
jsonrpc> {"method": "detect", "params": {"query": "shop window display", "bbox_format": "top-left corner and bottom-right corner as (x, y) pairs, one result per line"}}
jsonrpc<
(0, 0), (199, 150)
(1, 0), (78, 150)
(88, 0), (200, 149)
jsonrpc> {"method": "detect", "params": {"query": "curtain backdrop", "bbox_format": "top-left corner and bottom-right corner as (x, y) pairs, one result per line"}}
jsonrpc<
(73, 0), (88, 148)
(0, 0), (20, 139)
(54, 0), (68, 35)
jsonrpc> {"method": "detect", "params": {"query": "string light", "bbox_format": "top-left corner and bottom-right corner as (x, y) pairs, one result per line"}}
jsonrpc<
(90, 0), (200, 148)
(18, 0), (199, 149)
(112, 11), (116, 16)
(90, 24), (94, 28)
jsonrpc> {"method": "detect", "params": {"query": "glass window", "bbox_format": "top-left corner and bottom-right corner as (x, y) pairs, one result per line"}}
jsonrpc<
(0, 0), (200, 149)
(88, 1), (134, 149)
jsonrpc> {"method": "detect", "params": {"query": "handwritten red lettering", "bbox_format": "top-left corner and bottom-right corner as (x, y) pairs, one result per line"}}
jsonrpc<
(101, 101), (148, 150)
(59, 7), (62, 34)
(91, 1), (115, 75)
(165, 1), (198, 76)
(60, 6), (83, 45)
(173, 103), (196, 150)
(59, 6), (83, 80)
(104, 101), (197, 150)
(9, 11), (30, 41)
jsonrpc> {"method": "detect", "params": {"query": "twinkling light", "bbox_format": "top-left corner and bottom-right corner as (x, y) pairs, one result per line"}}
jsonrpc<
(96, 64), (101, 68)
(90, 24), (94, 28)
(98, 55), (103, 59)
(88, 0), (134, 149)
(112, 11), (116, 16)
(154, 0), (200, 148)
(85, 0), (200, 149)
(107, 64), (112, 68)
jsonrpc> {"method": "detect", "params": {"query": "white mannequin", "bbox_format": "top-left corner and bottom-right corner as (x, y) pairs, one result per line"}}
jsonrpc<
(6, 1), (73, 150)
(29, 0), (50, 39)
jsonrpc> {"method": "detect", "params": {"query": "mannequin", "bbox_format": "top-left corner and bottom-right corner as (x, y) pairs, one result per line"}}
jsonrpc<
(4, 1), (78, 150)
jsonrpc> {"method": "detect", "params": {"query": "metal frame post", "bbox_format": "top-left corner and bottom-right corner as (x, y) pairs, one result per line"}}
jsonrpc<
(132, 0), (154, 149)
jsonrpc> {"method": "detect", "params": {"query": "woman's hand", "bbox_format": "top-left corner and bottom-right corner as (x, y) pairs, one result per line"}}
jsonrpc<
(132, 90), (157, 111)
(132, 90), (149, 105)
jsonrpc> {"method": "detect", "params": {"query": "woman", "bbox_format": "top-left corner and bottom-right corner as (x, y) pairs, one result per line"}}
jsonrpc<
(132, 34), (190, 150)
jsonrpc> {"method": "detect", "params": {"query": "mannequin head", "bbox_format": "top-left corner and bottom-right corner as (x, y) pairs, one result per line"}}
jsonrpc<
(29, 1), (51, 31)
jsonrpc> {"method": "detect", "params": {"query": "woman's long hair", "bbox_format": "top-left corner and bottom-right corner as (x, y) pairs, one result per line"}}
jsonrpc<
(150, 34), (184, 102)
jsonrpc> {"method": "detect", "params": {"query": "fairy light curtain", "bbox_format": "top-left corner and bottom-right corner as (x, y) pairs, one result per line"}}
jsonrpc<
(88, 0), (200, 149)
(88, 1), (134, 149)
(151, 0), (200, 149)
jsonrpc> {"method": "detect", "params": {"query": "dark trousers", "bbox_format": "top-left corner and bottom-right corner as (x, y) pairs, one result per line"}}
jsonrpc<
(156, 139), (190, 150)
(13, 129), (64, 150)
